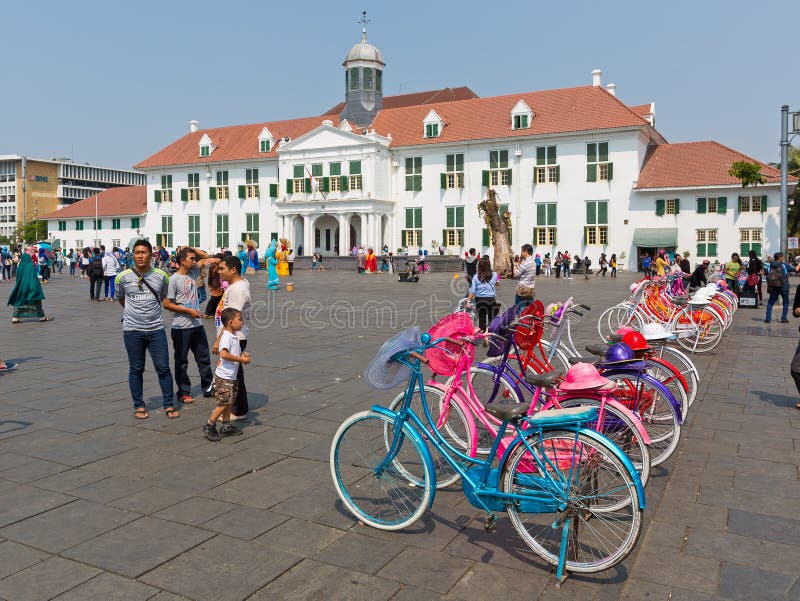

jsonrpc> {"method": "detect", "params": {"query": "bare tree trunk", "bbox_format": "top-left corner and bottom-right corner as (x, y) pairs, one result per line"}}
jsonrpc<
(478, 189), (513, 277)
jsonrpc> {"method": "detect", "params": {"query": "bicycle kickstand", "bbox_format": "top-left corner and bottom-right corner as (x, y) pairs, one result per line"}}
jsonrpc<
(483, 513), (497, 533)
(552, 514), (571, 588)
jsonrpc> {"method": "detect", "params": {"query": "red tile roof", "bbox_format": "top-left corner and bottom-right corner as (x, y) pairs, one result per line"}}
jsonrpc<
(323, 86), (479, 116)
(630, 103), (652, 117)
(135, 115), (340, 169)
(635, 141), (793, 189)
(371, 86), (651, 147)
(41, 186), (146, 220)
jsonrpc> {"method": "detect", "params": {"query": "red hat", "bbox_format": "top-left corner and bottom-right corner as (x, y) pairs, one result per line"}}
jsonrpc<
(621, 331), (650, 352)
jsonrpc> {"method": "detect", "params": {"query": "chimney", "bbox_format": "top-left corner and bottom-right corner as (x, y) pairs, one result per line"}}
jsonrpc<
(189, 120), (199, 133)
(591, 69), (602, 87)
(606, 83), (617, 97)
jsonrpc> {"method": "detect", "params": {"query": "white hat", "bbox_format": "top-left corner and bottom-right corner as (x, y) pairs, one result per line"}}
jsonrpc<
(641, 323), (675, 341)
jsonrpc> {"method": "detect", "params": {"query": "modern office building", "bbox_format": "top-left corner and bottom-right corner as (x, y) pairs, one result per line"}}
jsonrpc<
(0, 155), (145, 241)
(134, 26), (794, 265)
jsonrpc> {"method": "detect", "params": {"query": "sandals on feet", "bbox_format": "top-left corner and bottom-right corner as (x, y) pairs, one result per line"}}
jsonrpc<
(134, 407), (150, 419)
(165, 407), (180, 419)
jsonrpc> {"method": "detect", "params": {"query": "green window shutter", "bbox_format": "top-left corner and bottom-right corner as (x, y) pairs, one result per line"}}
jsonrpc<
(238, 185), (246, 199)
(405, 209), (413, 229)
(547, 146), (556, 164)
(154, 190), (161, 203)
(322, 177), (330, 192)
(481, 170), (489, 186)
(674, 199), (680, 215)
(401, 230), (407, 247)
(293, 165), (304, 178)
(269, 183), (278, 198)
(505, 169), (512, 185)
(536, 204), (546, 226)
(586, 202), (597, 224)
(536, 147), (546, 165)
(442, 229), (447, 246)
(752, 243), (762, 256)
(329, 162), (341, 176)
(738, 195), (744, 213)
(414, 208), (422, 226)
(180, 188), (188, 202)
(312, 163), (322, 177)
(598, 202), (608, 224)
(584, 226), (590, 245)
(405, 176), (412, 192)
(587, 143), (597, 163)
(555, 165), (561, 183)
(520, 114), (528, 128)
(717, 196), (727, 214)
(599, 142), (609, 162)
(304, 178), (311, 193)
(547, 203), (557, 225)
(697, 243), (706, 257)
(696, 197), (707, 213)
(587, 164), (597, 182)
(285, 179), (292, 194)
(440, 173), (447, 189)
(456, 206), (464, 227)
(414, 175), (422, 192)
(606, 162), (613, 180)
(446, 207), (454, 228)
(340, 175), (349, 191)
(209, 186), (217, 200)
(482, 228), (490, 246)
(655, 199), (665, 216)
(349, 160), (361, 175)
(761, 195), (768, 212)
(708, 243), (717, 256)
(740, 243), (749, 256)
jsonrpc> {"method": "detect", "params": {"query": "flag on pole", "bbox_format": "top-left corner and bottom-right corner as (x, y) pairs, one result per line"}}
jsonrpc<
(305, 167), (319, 194)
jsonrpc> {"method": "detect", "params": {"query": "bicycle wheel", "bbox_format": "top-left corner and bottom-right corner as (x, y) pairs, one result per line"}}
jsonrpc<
(645, 360), (689, 421)
(654, 345), (699, 407)
(552, 397), (651, 489)
(598, 305), (643, 342)
(388, 385), (473, 488)
(469, 365), (524, 454)
(501, 429), (643, 573)
(330, 410), (433, 530)
(675, 309), (724, 354)
(603, 374), (681, 466)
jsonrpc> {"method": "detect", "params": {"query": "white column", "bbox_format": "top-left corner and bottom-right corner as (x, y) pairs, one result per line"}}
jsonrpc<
(338, 213), (350, 256)
(358, 213), (366, 248)
(280, 216), (287, 239)
(303, 215), (313, 253)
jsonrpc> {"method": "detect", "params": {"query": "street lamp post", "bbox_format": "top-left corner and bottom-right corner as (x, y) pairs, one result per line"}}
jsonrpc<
(781, 105), (789, 256)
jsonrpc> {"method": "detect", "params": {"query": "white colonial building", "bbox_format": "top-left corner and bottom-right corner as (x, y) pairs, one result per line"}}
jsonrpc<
(134, 29), (792, 266)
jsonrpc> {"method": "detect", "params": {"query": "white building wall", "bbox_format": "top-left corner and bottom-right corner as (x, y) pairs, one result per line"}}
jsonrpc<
(46, 216), (145, 251)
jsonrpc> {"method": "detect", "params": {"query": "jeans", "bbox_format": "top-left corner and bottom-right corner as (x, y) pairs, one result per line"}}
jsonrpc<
(765, 288), (790, 322)
(90, 276), (103, 300)
(562, 265), (571, 278)
(104, 275), (115, 298)
(233, 339), (249, 416)
(475, 296), (499, 331)
(171, 326), (213, 397)
(1, 265), (9, 279)
(514, 294), (533, 313)
(123, 328), (174, 410)
(69, 263), (76, 276)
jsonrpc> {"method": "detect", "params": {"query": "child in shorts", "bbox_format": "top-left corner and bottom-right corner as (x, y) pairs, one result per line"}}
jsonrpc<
(202, 307), (250, 441)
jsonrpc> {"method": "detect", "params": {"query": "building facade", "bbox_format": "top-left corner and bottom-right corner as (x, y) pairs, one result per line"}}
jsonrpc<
(134, 31), (792, 266)
(0, 155), (145, 242)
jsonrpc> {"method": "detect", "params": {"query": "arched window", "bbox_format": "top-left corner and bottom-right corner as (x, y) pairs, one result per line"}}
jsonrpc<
(363, 67), (373, 90)
(350, 68), (360, 90)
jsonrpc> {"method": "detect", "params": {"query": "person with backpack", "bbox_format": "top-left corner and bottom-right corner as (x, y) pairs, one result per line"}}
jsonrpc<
(596, 253), (608, 277)
(765, 252), (791, 323)
(583, 255), (592, 279)
(89, 248), (105, 301)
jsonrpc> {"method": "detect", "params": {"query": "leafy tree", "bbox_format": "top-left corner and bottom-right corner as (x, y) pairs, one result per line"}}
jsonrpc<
(17, 220), (48, 243)
(785, 147), (800, 236)
(0, 235), (9, 245)
(478, 188), (512, 277)
(728, 160), (767, 187)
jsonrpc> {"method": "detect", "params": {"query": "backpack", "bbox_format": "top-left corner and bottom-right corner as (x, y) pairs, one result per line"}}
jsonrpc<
(90, 256), (104, 276)
(767, 263), (785, 290)
(584, 257), (591, 267)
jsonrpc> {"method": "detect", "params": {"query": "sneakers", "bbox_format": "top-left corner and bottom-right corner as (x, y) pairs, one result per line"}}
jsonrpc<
(202, 423), (221, 442)
(219, 423), (243, 437)
(203, 383), (215, 398)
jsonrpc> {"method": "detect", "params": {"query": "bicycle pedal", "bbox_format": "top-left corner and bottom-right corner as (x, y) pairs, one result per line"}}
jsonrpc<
(484, 515), (496, 533)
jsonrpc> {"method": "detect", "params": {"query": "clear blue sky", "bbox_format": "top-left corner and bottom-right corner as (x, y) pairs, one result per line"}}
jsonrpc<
(2, 0), (797, 170)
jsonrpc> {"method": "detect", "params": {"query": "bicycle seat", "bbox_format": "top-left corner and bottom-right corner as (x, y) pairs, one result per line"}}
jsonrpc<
(585, 343), (609, 356)
(527, 406), (598, 428)
(524, 371), (561, 388)
(485, 402), (531, 422)
(673, 298), (688, 305)
(608, 333), (623, 343)
(688, 298), (709, 305)
(568, 356), (600, 365)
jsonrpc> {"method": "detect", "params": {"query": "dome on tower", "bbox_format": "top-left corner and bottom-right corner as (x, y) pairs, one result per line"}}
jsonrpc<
(343, 31), (385, 67)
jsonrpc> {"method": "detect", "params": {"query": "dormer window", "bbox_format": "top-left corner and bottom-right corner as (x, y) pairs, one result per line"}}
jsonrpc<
(422, 110), (444, 139)
(511, 100), (533, 130)
(198, 133), (215, 158)
(258, 127), (275, 153)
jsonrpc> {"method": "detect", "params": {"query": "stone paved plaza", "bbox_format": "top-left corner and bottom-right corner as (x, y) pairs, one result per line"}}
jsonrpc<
(1, 267), (800, 600)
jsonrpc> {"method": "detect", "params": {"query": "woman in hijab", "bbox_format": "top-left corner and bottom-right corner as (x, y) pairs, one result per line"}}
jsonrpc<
(8, 254), (53, 323)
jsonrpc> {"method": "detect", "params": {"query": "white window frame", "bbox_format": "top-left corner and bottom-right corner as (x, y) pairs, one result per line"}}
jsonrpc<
(245, 168), (259, 199)
(665, 198), (678, 215)
(160, 175), (173, 203)
(445, 153), (464, 189)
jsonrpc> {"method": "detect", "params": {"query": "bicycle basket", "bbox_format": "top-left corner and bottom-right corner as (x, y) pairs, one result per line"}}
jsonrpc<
(514, 300), (545, 351)
(363, 327), (423, 390)
(425, 312), (477, 375)
(487, 306), (517, 357)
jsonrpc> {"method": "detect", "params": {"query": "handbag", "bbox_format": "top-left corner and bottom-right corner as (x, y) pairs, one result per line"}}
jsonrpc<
(516, 284), (535, 298)
(746, 273), (760, 287)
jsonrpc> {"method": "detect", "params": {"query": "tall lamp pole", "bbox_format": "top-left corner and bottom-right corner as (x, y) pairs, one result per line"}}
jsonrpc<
(781, 105), (789, 256)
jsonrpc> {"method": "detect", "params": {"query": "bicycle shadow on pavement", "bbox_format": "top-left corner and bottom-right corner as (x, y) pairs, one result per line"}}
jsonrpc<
(0, 420), (33, 437)
(752, 390), (797, 409)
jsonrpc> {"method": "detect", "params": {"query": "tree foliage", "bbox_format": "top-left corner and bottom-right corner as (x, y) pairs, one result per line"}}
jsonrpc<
(478, 188), (512, 277)
(785, 147), (800, 237)
(728, 160), (767, 187)
(17, 220), (48, 243)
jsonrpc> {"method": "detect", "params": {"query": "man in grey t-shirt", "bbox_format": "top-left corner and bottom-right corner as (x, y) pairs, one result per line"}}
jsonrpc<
(163, 247), (219, 403)
(116, 239), (177, 419)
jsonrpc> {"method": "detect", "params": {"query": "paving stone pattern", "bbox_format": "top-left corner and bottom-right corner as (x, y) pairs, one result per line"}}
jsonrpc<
(0, 267), (799, 599)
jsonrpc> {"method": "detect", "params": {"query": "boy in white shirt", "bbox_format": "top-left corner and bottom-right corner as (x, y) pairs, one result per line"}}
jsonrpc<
(203, 308), (250, 442)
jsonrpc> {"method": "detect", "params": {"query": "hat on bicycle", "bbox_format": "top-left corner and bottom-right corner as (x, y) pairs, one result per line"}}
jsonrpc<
(559, 362), (610, 390)
(641, 323), (676, 341)
(621, 331), (651, 352)
(603, 342), (636, 364)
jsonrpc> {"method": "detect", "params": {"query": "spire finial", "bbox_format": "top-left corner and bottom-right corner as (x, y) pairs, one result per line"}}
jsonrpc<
(358, 10), (370, 43)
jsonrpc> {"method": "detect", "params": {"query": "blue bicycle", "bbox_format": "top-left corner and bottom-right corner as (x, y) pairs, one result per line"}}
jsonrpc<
(330, 328), (645, 582)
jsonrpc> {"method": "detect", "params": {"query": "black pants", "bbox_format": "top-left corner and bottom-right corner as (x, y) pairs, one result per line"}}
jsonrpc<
(205, 294), (222, 316)
(171, 326), (213, 397)
(288, 262), (293, 275)
(475, 296), (499, 331)
(90, 275), (102, 300)
(233, 339), (249, 416)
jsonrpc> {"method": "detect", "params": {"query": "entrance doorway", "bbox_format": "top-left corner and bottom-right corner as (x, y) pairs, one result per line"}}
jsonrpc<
(636, 246), (676, 271)
(314, 215), (339, 256)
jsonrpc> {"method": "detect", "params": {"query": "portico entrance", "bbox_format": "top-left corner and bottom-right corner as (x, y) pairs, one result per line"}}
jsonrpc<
(314, 215), (339, 255)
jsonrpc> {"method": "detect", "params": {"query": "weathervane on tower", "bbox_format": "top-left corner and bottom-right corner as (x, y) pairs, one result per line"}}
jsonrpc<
(359, 10), (370, 43)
